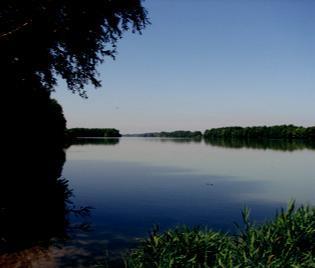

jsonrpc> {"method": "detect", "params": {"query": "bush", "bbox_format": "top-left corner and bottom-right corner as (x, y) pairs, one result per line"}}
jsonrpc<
(126, 202), (315, 268)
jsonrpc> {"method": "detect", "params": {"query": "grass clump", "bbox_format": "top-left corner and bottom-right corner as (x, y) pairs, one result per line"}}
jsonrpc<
(126, 202), (315, 268)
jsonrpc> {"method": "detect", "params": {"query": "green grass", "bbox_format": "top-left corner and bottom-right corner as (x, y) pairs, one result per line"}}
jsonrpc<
(126, 202), (315, 268)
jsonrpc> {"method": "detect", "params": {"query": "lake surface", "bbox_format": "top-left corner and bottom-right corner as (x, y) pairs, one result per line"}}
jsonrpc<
(1, 138), (314, 267)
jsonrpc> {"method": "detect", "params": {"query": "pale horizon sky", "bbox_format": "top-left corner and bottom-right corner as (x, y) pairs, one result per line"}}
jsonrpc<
(53, 0), (315, 134)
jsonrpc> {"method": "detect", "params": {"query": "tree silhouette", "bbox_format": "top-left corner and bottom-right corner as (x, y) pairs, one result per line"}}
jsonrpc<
(0, 0), (149, 97)
(0, 1), (148, 259)
(0, 0), (149, 149)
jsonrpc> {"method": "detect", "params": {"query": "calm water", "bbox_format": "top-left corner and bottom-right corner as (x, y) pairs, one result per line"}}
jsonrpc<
(1, 138), (314, 267)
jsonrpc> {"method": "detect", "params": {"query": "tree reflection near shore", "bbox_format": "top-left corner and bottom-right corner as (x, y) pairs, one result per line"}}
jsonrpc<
(204, 138), (315, 151)
(0, 143), (91, 267)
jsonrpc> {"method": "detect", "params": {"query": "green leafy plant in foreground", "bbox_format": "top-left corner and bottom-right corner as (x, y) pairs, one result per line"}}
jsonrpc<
(126, 202), (315, 268)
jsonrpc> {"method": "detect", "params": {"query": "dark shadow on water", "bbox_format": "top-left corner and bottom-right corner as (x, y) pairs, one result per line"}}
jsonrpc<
(204, 138), (315, 151)
(0, 141), (91, 267)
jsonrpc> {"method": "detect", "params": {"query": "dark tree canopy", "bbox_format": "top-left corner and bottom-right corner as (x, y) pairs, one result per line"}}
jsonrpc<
(67, 128), (121, 138)
(1, 1), (148, 256)
(0, 0), (149, 97)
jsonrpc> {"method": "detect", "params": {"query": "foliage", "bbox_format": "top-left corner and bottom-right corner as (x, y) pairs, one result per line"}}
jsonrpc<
(126, 202), (315, 268)
(67, 128), (121, 138)
(71, 137), (120, 146)
(1, 0), (148, 151)
(0, 0), (149, 97)
(204, 125), (315, 140)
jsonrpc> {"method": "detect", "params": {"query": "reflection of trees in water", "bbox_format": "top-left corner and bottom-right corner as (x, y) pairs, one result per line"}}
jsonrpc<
(71, 137), (120, 146)
(144, 137), (202, 144)
(204, 138), (315, 151)
(0, 143), (91, 267)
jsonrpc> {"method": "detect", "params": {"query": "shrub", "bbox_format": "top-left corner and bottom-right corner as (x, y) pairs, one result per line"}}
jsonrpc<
(126, 202), (315, 268)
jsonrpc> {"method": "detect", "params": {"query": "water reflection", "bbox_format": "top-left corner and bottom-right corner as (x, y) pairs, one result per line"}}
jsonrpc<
(63, 157), (296, 265)
(154, 137), (202, 144)
(72, 137), (120, 146)
(68, 137), (315, 150)
(204, 138), (315, 151)
(2, 137), (314, 267)
(117, 137), (315, 151)
(0, 143), (91, 267)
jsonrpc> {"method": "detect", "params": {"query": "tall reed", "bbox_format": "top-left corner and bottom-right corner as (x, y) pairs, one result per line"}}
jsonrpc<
(126, 202), (315, 267)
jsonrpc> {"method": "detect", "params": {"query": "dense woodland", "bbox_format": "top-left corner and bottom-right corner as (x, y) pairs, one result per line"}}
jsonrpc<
(67, 128), (121, 138)
(204, 125), (315, 140)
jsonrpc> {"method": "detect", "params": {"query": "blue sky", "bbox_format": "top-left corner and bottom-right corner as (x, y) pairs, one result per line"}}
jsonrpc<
(53, 0), (315, 133)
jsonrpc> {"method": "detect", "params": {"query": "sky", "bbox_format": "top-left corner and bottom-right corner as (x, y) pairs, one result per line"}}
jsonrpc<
(53, 0), (315, 134)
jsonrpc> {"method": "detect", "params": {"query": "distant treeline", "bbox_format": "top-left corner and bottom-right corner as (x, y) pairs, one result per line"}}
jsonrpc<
(204, 125), (315, 140)
(67, 125), (315, 140)
(124, 131), (202, 138)
(67, 128), (121, 138)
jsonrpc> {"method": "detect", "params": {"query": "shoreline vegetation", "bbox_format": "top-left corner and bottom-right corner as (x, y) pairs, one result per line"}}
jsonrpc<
(65, 126), (315, 152)
(204, 125), (315, 140)
(126, 125), (314, 139)
(65, 125), (315, 151)
(125, 202), (315, 268)
(67, 125), (314, 140)
(67, 128), (122, 139)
